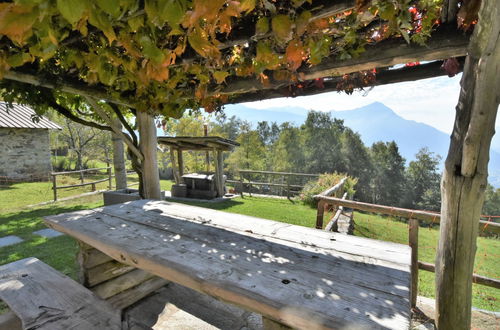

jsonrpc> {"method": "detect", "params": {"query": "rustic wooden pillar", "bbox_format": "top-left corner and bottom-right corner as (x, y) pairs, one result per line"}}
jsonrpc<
(137, 111), (161, 200)
(214, 149), (224, 197)
(408, 219), (419, 309)
(435, 1), (499, 328)
(177, 149), (184, 183)
(111, 119), (127, 190)
(170, 148), (180, 184)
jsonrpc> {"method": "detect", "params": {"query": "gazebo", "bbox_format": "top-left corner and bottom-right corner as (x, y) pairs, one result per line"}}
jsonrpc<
(158, 136), (239, 198)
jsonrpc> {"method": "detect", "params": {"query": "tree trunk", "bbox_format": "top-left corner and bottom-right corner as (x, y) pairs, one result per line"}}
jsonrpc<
(137, 111), (161, 200)
(435, 0), (499, 328)
(112, 119), (127, 190)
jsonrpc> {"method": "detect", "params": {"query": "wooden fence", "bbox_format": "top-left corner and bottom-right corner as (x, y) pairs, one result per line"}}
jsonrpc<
(51, 167), (112, 201)
(314, 194), (500, 308)
(226, 170), (319, 198)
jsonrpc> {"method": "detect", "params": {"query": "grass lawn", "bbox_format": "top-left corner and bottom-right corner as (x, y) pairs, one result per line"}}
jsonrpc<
(0, 185), (498, 312)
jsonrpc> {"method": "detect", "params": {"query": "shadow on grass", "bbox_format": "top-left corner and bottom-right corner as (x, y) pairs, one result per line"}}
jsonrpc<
(0, 204), (100, 238)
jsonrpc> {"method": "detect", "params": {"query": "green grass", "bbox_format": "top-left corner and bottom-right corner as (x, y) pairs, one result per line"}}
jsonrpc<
(180, 196), (318, 227)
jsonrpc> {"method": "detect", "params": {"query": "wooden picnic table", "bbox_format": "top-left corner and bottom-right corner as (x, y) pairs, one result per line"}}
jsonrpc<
(44, 200), (412, 330)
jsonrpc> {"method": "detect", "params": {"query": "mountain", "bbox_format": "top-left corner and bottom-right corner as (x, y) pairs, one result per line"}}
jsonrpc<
(223, 102), (500, 187)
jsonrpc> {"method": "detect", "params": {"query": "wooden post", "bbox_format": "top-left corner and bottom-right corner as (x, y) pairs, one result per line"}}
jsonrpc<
(137, 111), (161, 200)
(91, 183), (96, 192)
(52, 174), (57, 201)
(409, 219), (419, 309)
(215, 150), (224, 197)
(239, 172), (244, 198)
(435, 1), (500, 328)
(111, 119), (127, 190)
(177, 149), (184, 183)
(170, 148), (179, 184)
(315, 200), (325, 229)
(107, 167), (113, 190)
(286, 176), (291, 200)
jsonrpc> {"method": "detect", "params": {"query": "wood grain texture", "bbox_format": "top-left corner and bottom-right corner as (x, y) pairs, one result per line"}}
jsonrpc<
(45, 200), (411, 330)
(0, 258), (121, 330)
(435, 0), (500, 328)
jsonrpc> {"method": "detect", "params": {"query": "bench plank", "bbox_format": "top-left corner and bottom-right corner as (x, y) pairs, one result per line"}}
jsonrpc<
(45, 200), (411, 330)
(0, 258), (121, 330)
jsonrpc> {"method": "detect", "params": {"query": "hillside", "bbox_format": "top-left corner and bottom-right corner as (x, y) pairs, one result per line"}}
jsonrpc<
(223, 102), (500, 187)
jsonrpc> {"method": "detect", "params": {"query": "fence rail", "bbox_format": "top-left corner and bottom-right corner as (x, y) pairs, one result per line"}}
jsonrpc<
(232, 170), (320, 198)
(314, 194), (500, 308)
(51, 167), (112, 201)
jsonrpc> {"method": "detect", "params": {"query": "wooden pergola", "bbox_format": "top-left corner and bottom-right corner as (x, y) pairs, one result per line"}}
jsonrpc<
(158, 136), (239, 198)
(0, 0), (498, 328)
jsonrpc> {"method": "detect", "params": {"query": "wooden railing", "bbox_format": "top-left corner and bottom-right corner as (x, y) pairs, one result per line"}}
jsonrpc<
(226, 170), (319, 198)
(314, 195), (500, 308)
(51, 167), (112, 201)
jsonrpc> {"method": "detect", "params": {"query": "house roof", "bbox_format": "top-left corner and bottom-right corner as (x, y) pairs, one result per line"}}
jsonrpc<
(0, 102), (61, 130)
(157, 136), (239, 151)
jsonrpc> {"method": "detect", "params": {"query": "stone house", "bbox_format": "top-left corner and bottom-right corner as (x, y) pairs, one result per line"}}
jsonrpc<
(0, 102), (61, 181)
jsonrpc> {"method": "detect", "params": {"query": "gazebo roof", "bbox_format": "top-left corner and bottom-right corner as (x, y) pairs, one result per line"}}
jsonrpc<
(157, 136), (239, 151)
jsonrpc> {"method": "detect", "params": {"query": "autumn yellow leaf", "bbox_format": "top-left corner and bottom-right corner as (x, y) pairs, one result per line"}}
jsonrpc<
(0, 3), (38, 45)
(213, 71), (229, 84)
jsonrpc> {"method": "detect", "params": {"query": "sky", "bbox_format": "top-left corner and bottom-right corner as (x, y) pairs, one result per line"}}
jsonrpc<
(241, 73), (500, 135)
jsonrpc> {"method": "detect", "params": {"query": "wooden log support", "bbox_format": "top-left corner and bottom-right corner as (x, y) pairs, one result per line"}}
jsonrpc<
(111, 118), (127, 189)
(215, 150), (224, 197)
(177, 149), (184, 182)
(315, 199), (326, 229)
(137, 111), (161, 200)
(170, 148), (180, 184)
(408, 219), (419, 309)
(435, 0), (500, 328)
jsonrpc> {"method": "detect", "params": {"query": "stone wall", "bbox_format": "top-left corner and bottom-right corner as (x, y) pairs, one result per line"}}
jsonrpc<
(0, 128), (52, 180)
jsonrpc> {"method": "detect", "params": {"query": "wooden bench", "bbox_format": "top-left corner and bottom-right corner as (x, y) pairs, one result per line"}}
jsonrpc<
(45, 200), (412, 329)
(0, 257), (122, 330)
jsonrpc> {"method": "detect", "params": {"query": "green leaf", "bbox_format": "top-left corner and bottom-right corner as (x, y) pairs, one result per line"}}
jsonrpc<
(145, 0), (185, 27)
(57, 0), (88, 25)
(255, 17), (269, 35)
(272, 15), (293, 44)
(6, 52), (31, 67)
(89, 9), (117, 43)
(138, 35), (164, 64)
(158, 0), (186, 27)
(128, 15), (143, 31)
(96, 0), (121, 18)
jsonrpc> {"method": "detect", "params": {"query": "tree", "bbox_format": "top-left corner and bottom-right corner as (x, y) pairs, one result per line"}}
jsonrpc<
(339, 128), (374, 202)
(226, 128), (266, 175)
(302, 111), (345, 174)
(370, 141), (406, 206)
(482, 184), (500, 215)
(404, 148), (442, 211)
(269, 122), (305, 173)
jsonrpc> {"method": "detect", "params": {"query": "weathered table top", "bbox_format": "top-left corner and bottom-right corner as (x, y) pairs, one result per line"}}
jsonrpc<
(44, 200), (411, 330)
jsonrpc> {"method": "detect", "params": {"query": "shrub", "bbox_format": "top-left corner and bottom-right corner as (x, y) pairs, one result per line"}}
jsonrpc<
(299, 173), (357, 207)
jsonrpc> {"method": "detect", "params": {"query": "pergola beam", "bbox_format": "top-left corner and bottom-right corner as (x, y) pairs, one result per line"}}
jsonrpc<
(228, 59), (463, 104)
(215, 27), (470, 97)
